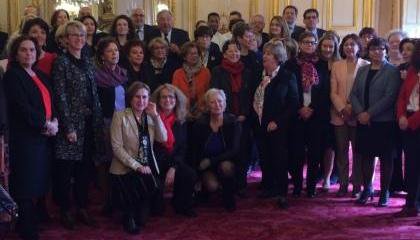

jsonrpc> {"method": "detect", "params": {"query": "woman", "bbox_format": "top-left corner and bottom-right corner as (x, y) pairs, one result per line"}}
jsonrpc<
(284, 31), (330, 198)
(390, 38), (416, 193)
(194, 26), (222, 71)
(253, 40), (298, 207)
(394, 40), (420, 217)
(315, 33), (340, 192)
(21, 18), (57, 78)
(350, 37), (400, 206)
(122, 39), (149, 87)
(330, 34), (370, 197)
(268, 16), (290, 41)
(191, 88), (241, 211)
(52, 21), (104, 229)
(110, 15), (136, 50)
(3, 35), (58, 240)
(358, 27), (377, 60)
(95, 37), (128, 213)
(172, 41), (210, 117)
(46, 9), (69, 54)
(110, 82), (167, 234)
(146, 37), (180, 92)
(80, 15), (100, 57)
(151, 84), (197, 217)
(387, 30), (408, 66)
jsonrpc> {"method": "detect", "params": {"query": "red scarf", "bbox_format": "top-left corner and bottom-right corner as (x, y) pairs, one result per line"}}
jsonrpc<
(297, 52), (319, 92)
(221, 58), (244, 93)
(159, 111), (176, 154)
(31, 75), (52, 120)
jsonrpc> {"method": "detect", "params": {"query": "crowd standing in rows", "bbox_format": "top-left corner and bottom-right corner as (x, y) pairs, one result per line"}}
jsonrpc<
(0, 5), (419, 240)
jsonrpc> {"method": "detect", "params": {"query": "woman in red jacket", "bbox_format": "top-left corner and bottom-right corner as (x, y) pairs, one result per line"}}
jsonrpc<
(395, 40), (420, 218)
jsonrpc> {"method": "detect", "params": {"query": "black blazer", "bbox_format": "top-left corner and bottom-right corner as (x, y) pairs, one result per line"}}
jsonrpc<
(144, 57), (180, 92)
(258, 32), (270, 52)
(205, 42), (222, 71)
(190, 113), (241, 168)
(154, 120), (187, 171)
(210, 65), (252, 117)
(141, 24), (154, 42)
(147, 27), (190, 47)
(284, 58), (330, 122)
(291, 27), (326, 41)
(0, 67), (6, 134)
(261, 67), (299, 133)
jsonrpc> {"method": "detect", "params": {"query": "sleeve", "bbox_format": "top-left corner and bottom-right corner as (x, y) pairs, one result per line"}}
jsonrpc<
(396, 76), (408, 120)
(170, 122), (187, 168)
(330, 63), (346, 112)
(3, 70), (46, 131)
(275, 73), (299, 127)
(151, 115), (168, 143)
(110, 111), (141, 171)
(349, 68), (364, 115)
(209, 119), (242, 166)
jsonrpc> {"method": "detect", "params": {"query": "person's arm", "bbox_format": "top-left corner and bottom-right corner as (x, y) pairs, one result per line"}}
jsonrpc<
(275, 73), (299, 127)
(151, 114), (168, 143)
(170, 122), (187, 168)
(209, 119), (242, 166)
(330, 63), (346, 112)
(349, 68), (364, 115)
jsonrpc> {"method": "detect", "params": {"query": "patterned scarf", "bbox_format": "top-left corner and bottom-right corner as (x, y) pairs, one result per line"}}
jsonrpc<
(182, 61), (203, 103)
(297, 52), (319, 92)
(221, 58), (244, 93)
(95, 64), (128, 88)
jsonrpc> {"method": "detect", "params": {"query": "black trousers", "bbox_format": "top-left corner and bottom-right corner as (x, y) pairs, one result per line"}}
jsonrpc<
(165, 162), (197, 212)
(390, 125), (405, 191)
(289, 119), (324, 194)
(236, 119), (252, 190)
(16, 198), (38, 238)
(258, 128), (289, 197)
(403, 129), (420, 208)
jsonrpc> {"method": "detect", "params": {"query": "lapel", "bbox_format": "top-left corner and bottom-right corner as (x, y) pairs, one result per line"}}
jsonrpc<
(126, 108), (139, 139)
(369, 61), (388, 88)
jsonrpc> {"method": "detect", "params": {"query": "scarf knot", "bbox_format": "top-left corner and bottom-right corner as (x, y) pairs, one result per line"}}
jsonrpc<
(297, 53), (319, 92)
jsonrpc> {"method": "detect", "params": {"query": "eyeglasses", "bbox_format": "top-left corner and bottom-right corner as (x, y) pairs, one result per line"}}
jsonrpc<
(160, 95), (175, 99)
(369, 47), (386, 52)
(68, 33), (86, 38)
(302, 41), (318, 46)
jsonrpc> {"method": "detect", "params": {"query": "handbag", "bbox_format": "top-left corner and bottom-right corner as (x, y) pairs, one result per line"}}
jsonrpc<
(0, 185), (18, 221)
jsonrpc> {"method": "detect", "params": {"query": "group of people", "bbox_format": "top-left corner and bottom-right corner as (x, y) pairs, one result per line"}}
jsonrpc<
(0, 4), (419, 240)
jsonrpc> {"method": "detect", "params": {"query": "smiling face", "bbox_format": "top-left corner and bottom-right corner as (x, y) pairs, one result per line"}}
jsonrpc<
(157, 11), (173, 34)
(238, 30), (254, 50)
(269, 19), (283, 37)
(66, 26), (86, 52)
(56, 10), (69, 26)
(128, 45), (145, 67)
(16, 40), (37, 68)
(368, 44), (387, 64)
(283, 7), (297, 25)
(208, 92), (225, 115)
(82, 18), (96, 36)
(343, 38), (360, 59)
(184, 46), (200, 66)
(303, 11), (318, 30)
(299, 36), (317, 55)
(263, 48), (278, 72)
(131, 88), (149, 112)
(159, 88), (177, 113)
(151, 42), (168, 61)
(401, 41), (414, 63)
(320, 39), (335, 60)
(116, 18), (129, 36)
(28, 24), (47, 48)
(223, 43), (240, 63)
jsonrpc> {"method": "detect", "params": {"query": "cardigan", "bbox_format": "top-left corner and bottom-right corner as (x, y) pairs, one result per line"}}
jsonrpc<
(397, 68), (420, 130)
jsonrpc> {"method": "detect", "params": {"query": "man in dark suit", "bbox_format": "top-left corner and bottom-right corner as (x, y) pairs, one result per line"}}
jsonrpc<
(0, 31), (8, 58)
(283, 5), (305, 41)
(250, 14), (270, 52)
(291, 8), (326, 41)
(131, 7), (153, 42)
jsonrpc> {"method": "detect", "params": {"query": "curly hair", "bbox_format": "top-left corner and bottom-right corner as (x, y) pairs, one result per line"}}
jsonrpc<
(151, 84), (188, 123)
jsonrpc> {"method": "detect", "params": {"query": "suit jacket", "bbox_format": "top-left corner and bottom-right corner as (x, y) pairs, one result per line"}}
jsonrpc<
(109, 108), (167, 175)
(205, 42), (222, 71)
(292, 27), (326, 41)
(0, 66), (5, 134)
(147, 27), (190, 47)
(330, 58), (370, 126)
(137, 24), (153, 42)
(144, 57), (180, 92)
(350, 61), (401, 122)
(257, 32), (270, 52)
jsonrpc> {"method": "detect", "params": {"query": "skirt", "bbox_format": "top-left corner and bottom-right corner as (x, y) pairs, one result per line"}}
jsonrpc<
(356, 121), (395, 157)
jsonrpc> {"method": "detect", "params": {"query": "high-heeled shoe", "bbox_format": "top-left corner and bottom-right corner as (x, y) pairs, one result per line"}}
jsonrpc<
(356, 189), (374, 205)
(377, 190), (389, 207)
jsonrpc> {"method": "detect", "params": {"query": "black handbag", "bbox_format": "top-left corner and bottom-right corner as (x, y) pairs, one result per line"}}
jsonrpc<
(0, 185), (18, 220)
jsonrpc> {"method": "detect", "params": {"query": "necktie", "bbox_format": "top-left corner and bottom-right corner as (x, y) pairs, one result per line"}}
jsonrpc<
(164, 33), (169, 44)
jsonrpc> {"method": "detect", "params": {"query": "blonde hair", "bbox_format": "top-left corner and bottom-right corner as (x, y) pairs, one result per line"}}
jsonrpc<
(152, 84), (188, 123)
(64, 21), (87, 37)
(204, 88), (226, 112)
(269, 16), (290, 40)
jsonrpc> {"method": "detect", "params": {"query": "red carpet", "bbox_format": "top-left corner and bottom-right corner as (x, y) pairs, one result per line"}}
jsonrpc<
(4, 171), (420, 240)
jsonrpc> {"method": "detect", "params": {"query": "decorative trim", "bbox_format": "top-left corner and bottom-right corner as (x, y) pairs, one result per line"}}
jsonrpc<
(7, 0), (20, 33)
(362, 0), (373, 27)
(327, 0), (358, 30)
(312, 0), (317, 9)
(188, 0), (197, 37)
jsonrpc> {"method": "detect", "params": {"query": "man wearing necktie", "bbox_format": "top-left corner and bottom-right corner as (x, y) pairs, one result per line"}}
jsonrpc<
(131, 8), (153, 42)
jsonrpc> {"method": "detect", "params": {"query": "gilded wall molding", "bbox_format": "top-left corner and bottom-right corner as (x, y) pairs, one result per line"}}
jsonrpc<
(7, 0), (20, 33)
(362, 0), (374, 27)
(327, 0), (358, 30)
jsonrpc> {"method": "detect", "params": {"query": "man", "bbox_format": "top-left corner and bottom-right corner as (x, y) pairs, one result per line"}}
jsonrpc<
(23, 4), (39, 17)
(207, 12), (226, 51)
(291, 8), (326, 41)
(194, 26), (221, 71)
(130, 7), (153, 42)
(283, 5), (305, 41)
(78, 6), (92, 19)
(229, 11), (242, 21)
(249, 14), (270, 51)
(148, 10), (190, 55)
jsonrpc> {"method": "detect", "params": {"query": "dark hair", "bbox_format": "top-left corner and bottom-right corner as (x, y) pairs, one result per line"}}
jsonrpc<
(222, 39), (240, 54)
(232, 22), (251, 40)
(21, 18), (50, 36)
(80, 15), (98, 33)
(207, 12), (220, 21)
(317, 33), (340, 61)
(229, 11), (242, 18)
(303, 8), (319, 19)
(96, 37), (119, 64)
(283, 5), (298, 15)
(358, 27), (377, 38)
(410, 39), (420, 71)
(8, 35), (41, 65)
(180, 41), (201, 59)
(339, 34), (363, 59)
(228, 18), (244, 32)
(195, 20), (207, 29)
(367, 37), (389, 54)
(194, 26), (212, 39)
(126, 81), (150, 104)
(298, 31), (317, 42)
(110, 15), (136, 40)
(123, 39), (145, 57)
(399, 38), (415, 53)
(51, 9), (69, 28)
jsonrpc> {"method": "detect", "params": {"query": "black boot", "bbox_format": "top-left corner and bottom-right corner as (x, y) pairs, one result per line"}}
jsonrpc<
(356, 188), (374, 205)
(123, 214), (140, 235)
(377, 190), (390, 207)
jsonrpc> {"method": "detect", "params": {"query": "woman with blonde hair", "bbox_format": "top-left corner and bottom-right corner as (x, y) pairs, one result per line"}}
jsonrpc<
(269, 16), (290, 41)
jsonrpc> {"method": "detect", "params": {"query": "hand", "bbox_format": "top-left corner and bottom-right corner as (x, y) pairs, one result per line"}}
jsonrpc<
(165, 167), (176, 187)
(260, 76), (271, 88)
(400, 70), (407, 80)
(343, 104), (352, 118)
(267, 121), (278, 132)
(145, 102), (158, 118)
(199, 158), (211, 170)
(299, 107), (313, 120)
(66, 131), (77, 143)
(137, 165), (152, 175)
(47, 118), (59, 136)
(237, 115), (246, 122)
(357, 112), (370, 125)
(169, 43), (181, 55)
(399, 116), (408, 130)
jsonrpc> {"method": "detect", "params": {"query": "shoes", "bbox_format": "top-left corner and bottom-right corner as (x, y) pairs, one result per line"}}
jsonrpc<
(321, 179), (330, 193)
(351, 186), (361, 198)
(356, 189), (374, 205)
(292, 188), (301, 198)
(277, 197), (289, 209)
(77, 209), (97, 227)
(377, 190), (390, 207)
(394, 207), (418, 218)
(258, 190), (278, 199)
(336, 186), (348, 197)
(123, 216), (140, 235)
(60, 211), (75, 230)
(307, 191), (317, 198)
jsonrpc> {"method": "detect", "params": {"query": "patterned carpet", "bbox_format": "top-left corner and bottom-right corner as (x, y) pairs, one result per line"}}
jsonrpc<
(4, 171), (420, 240)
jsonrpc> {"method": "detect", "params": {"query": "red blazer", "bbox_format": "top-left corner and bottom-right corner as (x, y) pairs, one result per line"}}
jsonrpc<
(397, 67), (420, 130)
